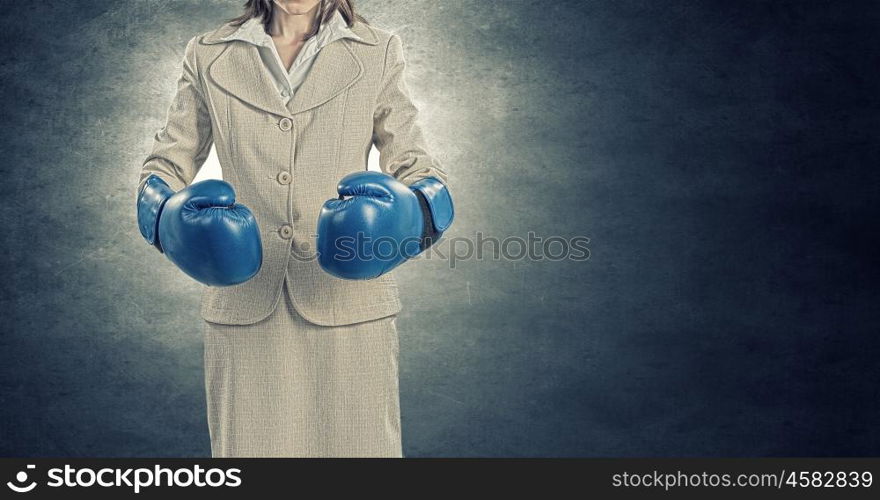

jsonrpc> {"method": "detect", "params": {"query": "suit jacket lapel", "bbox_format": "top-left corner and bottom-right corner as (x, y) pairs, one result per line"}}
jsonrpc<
(205, 43), (293, 118)
(286, 41), (363, 116)
(201, 20), (379, 117)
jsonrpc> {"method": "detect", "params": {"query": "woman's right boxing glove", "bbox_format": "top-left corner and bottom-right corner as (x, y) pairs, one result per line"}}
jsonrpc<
(137, 174), (262, 286)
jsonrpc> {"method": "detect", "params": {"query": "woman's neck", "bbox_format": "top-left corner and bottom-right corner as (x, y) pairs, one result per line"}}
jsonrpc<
(268, 1), (320, 41)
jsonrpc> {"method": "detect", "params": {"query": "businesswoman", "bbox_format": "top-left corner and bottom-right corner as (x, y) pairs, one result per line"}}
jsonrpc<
(136, 0), (450, 457)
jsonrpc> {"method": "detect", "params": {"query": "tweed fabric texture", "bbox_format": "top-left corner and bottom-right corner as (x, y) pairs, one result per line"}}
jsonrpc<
(138, 19), (447, 326)
(203, 281), (402, 457)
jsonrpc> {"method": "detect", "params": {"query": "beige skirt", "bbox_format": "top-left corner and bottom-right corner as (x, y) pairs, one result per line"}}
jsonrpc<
(202, 280), (402, 458)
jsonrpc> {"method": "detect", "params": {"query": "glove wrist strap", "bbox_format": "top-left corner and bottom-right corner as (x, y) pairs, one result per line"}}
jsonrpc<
(137, 174), (175, 252)
(410, 177), (454, 251)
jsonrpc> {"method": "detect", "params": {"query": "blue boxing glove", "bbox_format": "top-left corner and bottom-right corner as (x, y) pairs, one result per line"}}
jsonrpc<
(316, 171), (454, 280)
(137, 174), (262, 286)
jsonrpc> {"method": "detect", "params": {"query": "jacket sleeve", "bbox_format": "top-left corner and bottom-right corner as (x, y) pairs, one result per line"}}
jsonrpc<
(138, 35), (213, 193)
(372, 34), (448, 187)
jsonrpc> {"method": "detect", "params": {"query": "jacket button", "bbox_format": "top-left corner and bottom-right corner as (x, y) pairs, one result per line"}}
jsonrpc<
(277, 171), (292, 185)
(279, 224), (293, 239)
(278, 118), (293, 131)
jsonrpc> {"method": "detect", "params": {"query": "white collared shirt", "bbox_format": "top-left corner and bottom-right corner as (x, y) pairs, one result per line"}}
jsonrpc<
(221, 10), (362, 104)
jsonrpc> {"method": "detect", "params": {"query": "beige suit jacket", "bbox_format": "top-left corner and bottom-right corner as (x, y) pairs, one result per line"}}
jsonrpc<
(139, 19), (447, 326)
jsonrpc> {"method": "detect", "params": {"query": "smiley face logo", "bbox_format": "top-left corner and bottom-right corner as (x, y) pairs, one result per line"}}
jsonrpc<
(7, 465), (37, 493)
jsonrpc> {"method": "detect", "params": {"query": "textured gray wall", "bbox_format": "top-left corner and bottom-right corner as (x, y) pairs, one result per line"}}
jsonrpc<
(1, 0), (878, 456)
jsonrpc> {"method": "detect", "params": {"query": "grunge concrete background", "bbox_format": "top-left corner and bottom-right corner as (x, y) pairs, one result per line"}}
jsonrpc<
(1, 0), (878, 456)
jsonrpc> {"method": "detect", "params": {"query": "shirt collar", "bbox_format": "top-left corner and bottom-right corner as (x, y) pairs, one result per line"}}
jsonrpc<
(221, 10), (362, 47)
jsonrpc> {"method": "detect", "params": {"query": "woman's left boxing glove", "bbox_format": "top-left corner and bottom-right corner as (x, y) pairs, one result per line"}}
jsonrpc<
(137, 174), (262, 286)
(316, 171), (454, 280)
